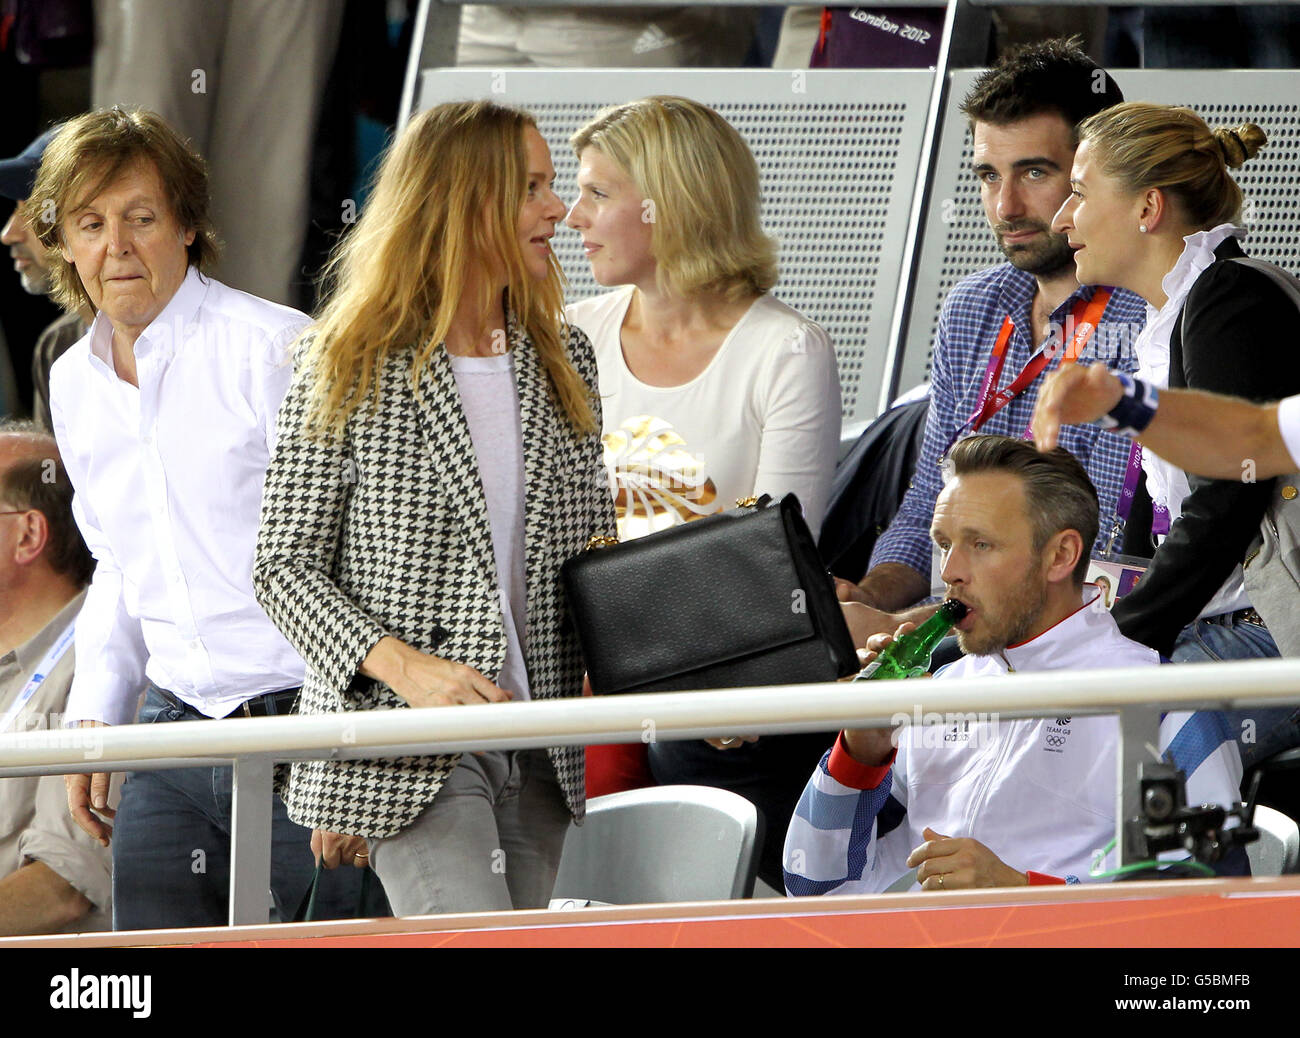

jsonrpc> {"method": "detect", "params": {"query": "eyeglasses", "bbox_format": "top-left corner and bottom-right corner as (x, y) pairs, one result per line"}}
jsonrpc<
(0, 510), (32, 517)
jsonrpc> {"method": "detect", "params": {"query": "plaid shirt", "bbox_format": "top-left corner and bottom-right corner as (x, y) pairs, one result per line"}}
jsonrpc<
(871, 264), (1147, 580)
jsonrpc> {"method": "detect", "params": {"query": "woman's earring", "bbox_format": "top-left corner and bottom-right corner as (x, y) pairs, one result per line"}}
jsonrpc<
(1139, 225), (1148, 233)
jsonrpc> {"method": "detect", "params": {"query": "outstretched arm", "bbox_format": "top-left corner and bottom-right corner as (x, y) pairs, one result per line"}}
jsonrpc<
(1033, 364), (1294, 480)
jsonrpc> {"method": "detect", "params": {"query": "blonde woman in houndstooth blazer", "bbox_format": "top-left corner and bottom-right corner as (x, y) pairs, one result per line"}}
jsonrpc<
(253, 101), (615, 916)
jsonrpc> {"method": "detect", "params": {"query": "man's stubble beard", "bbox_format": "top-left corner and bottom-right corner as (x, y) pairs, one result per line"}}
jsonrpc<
(956, 561), (1050, 657)
(19, 268), (52, 296)
(998, 227), (1076, 280)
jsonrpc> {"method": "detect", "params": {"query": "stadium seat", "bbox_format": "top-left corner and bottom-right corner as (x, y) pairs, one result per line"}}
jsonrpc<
(551, 785), (763, 904)
(1246, 805), (1299, 876)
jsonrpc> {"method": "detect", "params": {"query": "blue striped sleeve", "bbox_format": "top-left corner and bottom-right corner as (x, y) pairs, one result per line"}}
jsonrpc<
(783, 750), (904, 896)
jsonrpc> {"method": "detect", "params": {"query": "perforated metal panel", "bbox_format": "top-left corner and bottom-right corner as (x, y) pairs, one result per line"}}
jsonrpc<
(897, 69), (1300, 394)
(416, 69), (934, 422)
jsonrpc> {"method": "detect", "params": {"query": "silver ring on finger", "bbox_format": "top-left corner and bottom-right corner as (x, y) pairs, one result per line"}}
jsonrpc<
(937, 874), (944, 890)
(720, 738), (736, 746)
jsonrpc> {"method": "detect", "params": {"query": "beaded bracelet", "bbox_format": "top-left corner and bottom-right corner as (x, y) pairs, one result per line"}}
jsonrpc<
(1095, 372), (1159, 437)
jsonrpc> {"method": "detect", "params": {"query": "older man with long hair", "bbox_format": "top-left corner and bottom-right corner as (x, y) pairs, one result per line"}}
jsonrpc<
(32, 106), (380, 930)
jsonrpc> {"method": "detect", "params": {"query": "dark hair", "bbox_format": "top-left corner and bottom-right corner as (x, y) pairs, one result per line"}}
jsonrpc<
(944, 434), (1098, 586)
(0, 420), (94, 586)
(30, 106), (220, 316)
(961, 36), (1124, 140)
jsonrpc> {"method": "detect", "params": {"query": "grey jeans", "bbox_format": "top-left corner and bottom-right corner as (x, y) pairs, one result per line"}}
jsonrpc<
(367, 748), (571, 916)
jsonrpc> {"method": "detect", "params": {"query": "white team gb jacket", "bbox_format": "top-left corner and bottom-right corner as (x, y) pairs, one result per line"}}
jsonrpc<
(784, 590), (1245, 895)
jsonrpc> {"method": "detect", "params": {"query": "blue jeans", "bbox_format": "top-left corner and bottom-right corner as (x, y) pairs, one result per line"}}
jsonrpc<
(1173, 615), (1300, 771)
(112, 686), (388, 930)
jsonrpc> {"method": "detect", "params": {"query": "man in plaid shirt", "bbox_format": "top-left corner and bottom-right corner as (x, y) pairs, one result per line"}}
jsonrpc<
(841, 38), (1146, 642)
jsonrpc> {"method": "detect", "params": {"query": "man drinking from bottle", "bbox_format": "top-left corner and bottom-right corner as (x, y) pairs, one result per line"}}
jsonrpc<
(783, 435), (1245, 894)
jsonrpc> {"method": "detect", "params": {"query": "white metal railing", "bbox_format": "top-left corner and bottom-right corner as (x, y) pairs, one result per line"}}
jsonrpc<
(3, 657), (1300, 926)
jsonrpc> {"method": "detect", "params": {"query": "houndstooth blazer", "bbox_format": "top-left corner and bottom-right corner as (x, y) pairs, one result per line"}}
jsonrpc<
(253, 320), (614, 838)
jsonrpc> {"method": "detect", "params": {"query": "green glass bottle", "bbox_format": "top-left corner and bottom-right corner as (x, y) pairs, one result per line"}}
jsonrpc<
(853, 599), (968, 681)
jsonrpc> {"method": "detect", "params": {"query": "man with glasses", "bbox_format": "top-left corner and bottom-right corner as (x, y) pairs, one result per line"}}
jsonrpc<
(0, 420), (110, 934)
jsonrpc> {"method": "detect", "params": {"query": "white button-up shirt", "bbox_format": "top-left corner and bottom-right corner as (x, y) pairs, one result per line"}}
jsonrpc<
(1133, 222), (1248, 619)
(50, 267), (309, 723)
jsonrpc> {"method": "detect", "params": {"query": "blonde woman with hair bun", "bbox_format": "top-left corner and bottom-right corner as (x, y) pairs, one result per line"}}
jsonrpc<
(1053, 100), (1300, 767)
(565, 95), (842, 890)
(254, 101), (615, 915)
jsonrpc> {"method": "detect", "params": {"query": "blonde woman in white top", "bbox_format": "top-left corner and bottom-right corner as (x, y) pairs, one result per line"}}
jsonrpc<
(565, 96), (840, 543)
(564, 96), (840, 890)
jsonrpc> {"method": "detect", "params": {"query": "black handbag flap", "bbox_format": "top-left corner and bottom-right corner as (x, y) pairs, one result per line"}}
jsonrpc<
(563, 504), (819, 693)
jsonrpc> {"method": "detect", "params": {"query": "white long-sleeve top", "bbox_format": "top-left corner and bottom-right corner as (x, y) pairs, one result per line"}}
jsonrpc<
(567, 287), (841, 541)
(1133, 223), (1248, 618)
(50, 267), (309, 723)
(784, 589), (1246, 895)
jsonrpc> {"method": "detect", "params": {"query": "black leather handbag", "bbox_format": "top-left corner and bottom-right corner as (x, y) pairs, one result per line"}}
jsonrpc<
(561, 493), (860, 695)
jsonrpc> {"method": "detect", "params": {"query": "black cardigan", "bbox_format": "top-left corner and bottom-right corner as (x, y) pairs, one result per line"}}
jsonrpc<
(1112, 237), (1300, 656)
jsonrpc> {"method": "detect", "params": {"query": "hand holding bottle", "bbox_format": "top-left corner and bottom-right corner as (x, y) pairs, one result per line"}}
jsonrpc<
(853, 599), (966, 681)
(842, 624), (918, 766)
(841, 600), (967, 766)
(853, 624), (915, 670)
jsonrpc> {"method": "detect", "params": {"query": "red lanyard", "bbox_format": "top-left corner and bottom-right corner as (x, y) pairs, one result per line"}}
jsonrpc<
(966, 288), (1112, 436)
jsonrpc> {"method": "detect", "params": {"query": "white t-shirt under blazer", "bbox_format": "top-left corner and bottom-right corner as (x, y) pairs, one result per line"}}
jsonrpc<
(567, 286), (841, 542)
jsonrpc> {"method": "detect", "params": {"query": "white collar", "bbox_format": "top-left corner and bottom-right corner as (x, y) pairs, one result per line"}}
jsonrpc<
(961, 586), (1157, 674)
(86, 266), (210, 373)
(997, 588), (1099, 672)
(1158, 223), (1245, 316)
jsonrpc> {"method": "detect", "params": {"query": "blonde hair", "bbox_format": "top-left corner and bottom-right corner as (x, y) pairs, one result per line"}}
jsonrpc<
(30, 106), (219, 316)
(1078, 101), (1267, 230)
(571, 96), (778, 302)
(304, 101), (594, 436)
